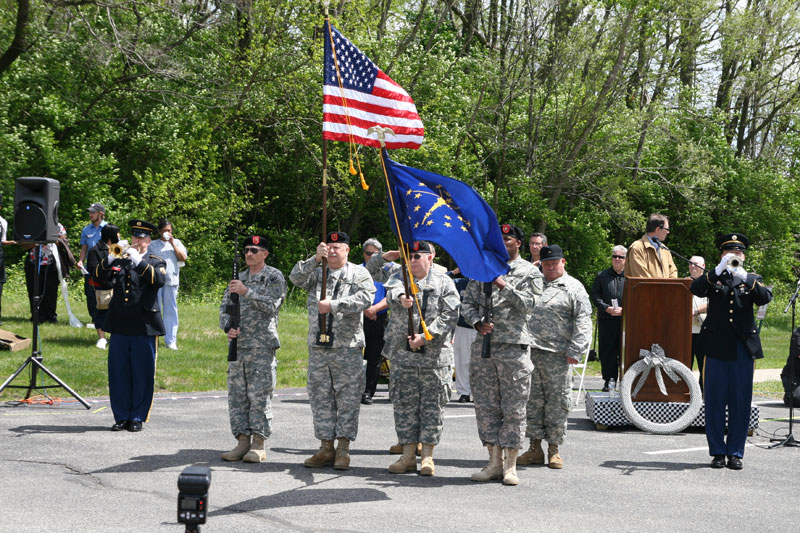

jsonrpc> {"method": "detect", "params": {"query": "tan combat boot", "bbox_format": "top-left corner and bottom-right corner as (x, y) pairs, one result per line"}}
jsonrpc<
(548, 443), (563, 469)
(502, 448), (520, 485)
(420, 444), (436, 476)
(389, 442), (422, 455)
(516, 438), (545, 465)
(304, 439), (335, 468)
(334, 437), (351, 470)
(388, 443), (418, 473)
(221, 434), (251, 461)
(242, 434), (267, 463)
(471, 444), (503, 482)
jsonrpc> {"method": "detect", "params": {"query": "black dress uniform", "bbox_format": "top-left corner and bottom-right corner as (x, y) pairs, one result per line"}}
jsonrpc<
(97, 220), (166, 431)
(691, 233), (771, 469)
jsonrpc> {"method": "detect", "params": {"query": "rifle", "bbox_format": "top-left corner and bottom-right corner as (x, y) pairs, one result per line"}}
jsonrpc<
(481, 281), (492, 358)
(226, 239), (241, 362)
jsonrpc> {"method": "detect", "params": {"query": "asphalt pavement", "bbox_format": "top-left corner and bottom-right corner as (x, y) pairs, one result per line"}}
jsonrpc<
(1, 374), (798, 532)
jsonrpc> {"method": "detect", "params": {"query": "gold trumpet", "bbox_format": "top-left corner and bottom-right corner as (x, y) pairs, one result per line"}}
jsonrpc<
(109, 240), (131, 259)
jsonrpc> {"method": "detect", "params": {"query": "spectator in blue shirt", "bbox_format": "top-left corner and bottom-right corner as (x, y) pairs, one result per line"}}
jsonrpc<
(361, 238), (389, 405)
(78, 203), (108, 347)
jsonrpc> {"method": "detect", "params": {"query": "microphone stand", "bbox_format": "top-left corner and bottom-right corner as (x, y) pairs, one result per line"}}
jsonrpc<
(653, 238), (707, 272)
(771, 278), (800, 448)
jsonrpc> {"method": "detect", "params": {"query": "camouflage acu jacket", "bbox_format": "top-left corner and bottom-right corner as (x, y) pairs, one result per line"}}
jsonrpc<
(461, 256), (543, 345)
(529, 272), (592, 359)
(219, 264), (286, 349)
(289, 257), (375, 349)
(384, 267), (460, 367)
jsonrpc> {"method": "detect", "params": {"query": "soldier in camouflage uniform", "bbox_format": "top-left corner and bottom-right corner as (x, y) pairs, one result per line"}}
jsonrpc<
(219, 235), (286, 463)
(519, 244), (591, 470)
(289, 231), (375, 470)
(365, 248), (424, 455)
(383, 241), (460, 476)
(461, 224), (543, 486)
(365, 247), (401, 283)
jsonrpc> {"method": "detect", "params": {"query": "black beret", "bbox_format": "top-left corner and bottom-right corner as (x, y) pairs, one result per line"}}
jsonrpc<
(716, 233), (749, 251)
(326, 231), (350, 244)
(244, 235), (270, 251)
(540, 244), (564, 261)
(410, 240), (433, 253)
(500, 224), (524, 242)
(128, 219), (156, 237)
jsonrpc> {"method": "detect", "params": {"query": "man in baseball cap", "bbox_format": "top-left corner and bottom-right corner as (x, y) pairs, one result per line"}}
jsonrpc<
(79, 202), (109, 347)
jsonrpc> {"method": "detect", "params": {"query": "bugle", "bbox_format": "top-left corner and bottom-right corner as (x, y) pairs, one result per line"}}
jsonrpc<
(109, 240), (130, 259)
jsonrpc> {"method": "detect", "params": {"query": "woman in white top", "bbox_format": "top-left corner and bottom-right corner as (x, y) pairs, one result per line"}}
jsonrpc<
(148, 218), (188, 350)
(689, 256), (708, 390)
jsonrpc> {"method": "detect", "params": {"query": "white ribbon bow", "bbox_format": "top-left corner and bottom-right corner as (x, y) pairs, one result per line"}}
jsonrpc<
(632, 343), (682, 397)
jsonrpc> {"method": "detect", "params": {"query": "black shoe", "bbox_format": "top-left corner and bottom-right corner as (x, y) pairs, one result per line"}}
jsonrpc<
(602, 380), (610, 392)
(128, 421), (143, 432)
(458, 394), (471, 403)
(111, 421), (129, 431)
(711, 455), (726, 468)
(726, 455), (743, 470)
(361, 393), (373, 405)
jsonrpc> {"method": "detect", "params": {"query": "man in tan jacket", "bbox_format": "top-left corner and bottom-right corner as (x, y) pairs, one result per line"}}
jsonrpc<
(626, 213), (678, 278)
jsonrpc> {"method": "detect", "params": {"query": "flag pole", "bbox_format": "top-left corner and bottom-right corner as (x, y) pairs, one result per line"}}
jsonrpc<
(319, 139), (330, 343)
(372, 126), (429, 347)
(318, 0), (331, 343)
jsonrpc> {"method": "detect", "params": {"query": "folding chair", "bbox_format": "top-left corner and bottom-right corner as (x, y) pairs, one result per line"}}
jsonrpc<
(570, 346), (591, 407)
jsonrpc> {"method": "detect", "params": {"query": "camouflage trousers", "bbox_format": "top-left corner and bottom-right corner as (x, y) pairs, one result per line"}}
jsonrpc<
(227, 347), (275, 439)
(470, 342), (533, 449)
(389, 363), (451, 445)
(307, 346), (364, 441)
(526, 349), (572, 445)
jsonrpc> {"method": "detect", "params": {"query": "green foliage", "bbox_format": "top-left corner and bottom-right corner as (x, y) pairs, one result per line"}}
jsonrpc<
(0, 0), (798, 297)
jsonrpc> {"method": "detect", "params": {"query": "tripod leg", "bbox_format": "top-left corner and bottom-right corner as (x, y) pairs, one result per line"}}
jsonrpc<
(28, 358), (91, 409)
(0, 357), (36, 393)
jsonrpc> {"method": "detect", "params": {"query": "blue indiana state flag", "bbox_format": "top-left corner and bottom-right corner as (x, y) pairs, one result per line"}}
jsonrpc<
(383, 152), (510, 282)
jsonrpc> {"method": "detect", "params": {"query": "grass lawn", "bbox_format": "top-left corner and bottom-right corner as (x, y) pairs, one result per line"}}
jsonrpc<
(0, 283), (312, 402)
(0, 279), (793, 402)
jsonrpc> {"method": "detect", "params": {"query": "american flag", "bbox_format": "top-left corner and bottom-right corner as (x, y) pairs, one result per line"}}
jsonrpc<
(323, 23), (424, 150)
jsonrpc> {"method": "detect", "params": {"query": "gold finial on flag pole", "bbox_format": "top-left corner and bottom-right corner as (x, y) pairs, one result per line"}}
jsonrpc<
(367, 126), (396, 148)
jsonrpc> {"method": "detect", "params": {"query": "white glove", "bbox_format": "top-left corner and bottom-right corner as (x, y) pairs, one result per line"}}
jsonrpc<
(106, 254), (118, 265)
(126, 247), (143, 266)
(732, 266), (747, 285)
(715, 253), (735, 276)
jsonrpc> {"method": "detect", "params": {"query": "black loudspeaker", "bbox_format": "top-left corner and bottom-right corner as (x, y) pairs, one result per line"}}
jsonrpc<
(14, 177), (61, 243)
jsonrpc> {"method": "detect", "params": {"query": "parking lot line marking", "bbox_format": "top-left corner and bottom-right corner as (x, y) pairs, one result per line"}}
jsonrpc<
(644, 444), (753, 455)
(93, 406), (107, 414)
(761, 416), (800, 422)
(444, 414), (476, 419)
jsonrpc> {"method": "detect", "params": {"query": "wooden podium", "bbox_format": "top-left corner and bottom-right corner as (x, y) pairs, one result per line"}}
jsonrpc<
(622, 277), (693, 402)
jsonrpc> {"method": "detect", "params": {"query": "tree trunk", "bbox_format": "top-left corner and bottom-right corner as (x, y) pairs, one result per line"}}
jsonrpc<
(0, 0), (30, 78)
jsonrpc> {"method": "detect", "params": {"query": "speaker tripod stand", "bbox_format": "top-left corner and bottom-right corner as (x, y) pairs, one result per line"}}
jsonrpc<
(769, 277), (800, 448)
(0, 244), (90, 409)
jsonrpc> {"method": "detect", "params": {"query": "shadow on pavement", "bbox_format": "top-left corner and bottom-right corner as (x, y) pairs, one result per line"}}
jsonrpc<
(599, 459), (709, 473)
(9, 424), (109, 434)
(210, 487), (390, 516)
